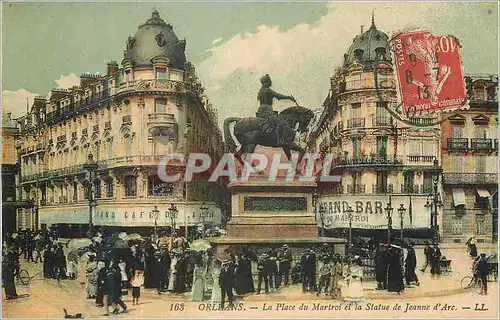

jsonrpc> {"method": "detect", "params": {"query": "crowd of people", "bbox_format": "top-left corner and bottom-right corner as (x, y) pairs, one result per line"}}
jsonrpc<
(3, 229), (495, 312)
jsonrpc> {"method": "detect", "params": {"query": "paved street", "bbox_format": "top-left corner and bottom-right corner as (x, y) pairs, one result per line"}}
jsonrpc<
(3, 245), (498, 318)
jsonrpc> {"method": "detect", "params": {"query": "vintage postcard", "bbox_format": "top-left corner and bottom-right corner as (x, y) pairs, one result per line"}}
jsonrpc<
(1, 1), (498, 319)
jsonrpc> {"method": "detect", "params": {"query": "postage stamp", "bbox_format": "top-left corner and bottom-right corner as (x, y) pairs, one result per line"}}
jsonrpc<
(2, 1), (498, 320)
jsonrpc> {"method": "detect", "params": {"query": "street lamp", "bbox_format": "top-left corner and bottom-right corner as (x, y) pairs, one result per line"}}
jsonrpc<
(385, 202), (393, 245)
(346, 205), (354, 257)
(82, 153), (97, 236)
(200, 202), (209, 239)
(398, 204), (407, 245)
(152, 206), (160, 236)
(319, 206), (326, 237)
(424, 159), (443, 243)
(168, 203), (178, 242)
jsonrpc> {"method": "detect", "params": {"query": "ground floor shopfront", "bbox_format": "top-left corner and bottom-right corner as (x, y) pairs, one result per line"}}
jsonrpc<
(17, 199), (222, 238)
(315, 194), (440, 243)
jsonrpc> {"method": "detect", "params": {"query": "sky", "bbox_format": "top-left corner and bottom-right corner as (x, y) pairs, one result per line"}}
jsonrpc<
(2, 1), (499, 128)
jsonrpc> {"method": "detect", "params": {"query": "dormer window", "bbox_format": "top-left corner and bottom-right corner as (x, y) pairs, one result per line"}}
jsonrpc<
(156, 68), (168, 79)
(354, 49), (364, 62)
(124, 69), (132, 82)
(375, 47), (387, 60)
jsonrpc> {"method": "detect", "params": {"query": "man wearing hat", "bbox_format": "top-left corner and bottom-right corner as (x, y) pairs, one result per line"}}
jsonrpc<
(317, 255), (333, 296)
(256, 253), (270, 295)
(256, 74), (296, 145)
(300, 248), (317, 293)
(278, 244), (293, 287)
(219, 260), (235, 308)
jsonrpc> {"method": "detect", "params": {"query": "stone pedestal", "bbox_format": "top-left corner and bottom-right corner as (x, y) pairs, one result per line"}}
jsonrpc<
(209, 146), (346, 256)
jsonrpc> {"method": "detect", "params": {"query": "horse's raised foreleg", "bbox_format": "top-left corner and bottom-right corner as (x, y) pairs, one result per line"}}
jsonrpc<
(287, 143), (307, 174)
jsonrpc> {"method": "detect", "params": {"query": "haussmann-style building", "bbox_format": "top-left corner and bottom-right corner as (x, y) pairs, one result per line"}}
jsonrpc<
(309, 17), (443, 242)
(15, 11), (226, 237)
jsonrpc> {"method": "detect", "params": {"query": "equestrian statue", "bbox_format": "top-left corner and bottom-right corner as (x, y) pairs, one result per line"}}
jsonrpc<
(223, 74), (314, 167)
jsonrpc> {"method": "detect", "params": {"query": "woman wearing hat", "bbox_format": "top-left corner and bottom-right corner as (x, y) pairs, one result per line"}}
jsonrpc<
(342, 256), (364, 302)
(257, 74), (296, 145)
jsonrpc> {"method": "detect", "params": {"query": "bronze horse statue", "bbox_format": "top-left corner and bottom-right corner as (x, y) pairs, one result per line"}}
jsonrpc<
(223, 106), (314, 166)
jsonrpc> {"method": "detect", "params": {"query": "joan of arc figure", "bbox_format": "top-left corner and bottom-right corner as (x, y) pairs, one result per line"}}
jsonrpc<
(256, 74), (296, 145)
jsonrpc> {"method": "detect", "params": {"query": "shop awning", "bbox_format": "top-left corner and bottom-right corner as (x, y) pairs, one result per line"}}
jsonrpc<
(452, 189), (466, 206)
(476, 189), (491, 198)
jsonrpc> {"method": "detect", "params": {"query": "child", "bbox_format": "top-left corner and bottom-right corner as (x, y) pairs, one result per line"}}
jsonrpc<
(67, 259), (76, 280)
(130, 269), (144, 305)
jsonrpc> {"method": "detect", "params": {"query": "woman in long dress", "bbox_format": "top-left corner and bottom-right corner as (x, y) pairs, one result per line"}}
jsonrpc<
(118, 259), (129, 289)
(86, 255), (98, 298)
(210, 260), (222, 304)
(78, 252), (89, 284)
(191, 261), (205, 301)
(342, 258), (364, 302)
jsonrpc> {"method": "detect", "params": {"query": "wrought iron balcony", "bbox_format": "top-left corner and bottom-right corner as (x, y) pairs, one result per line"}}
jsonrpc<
(347, 118), (365, 128)
(148, 113), (176, 123)
(347, 184), (365, 194)
(372, 116), (393, 127)
(443, 172), (498, 185)
(470, 138), (492, 151)
(401, 184), (420, 194)
(372, 184), (394, 194)
(408, 117), (437, 126)
(407, 155), (435, 163)
(335, 156), (403, 167)
(447, 138), (468, 151)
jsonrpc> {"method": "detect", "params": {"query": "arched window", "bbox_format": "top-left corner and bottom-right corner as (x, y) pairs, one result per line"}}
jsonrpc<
(106, 178), (114, 199)
(375, 47), (387, 60)
(124, 176), (137, 197)
(73, 181), (78, 202)
(354, 49), (364, 61)
(93, 179), (101, 199)
(148, 175), (174, 196)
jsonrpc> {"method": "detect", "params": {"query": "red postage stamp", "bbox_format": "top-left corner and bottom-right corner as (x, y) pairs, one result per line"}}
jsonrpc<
(393, 30), (467, 117)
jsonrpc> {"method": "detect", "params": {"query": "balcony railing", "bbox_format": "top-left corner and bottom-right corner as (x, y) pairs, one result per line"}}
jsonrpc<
(347, 118), (365, 128)
(443, 172), (498, 185)
(408, 117), (437, 126)
(347, 184), (365, 194)
(470, 138), (492, 151)
(148, 113), (176, 122)
(447, 138), (468, 151)
(407, 155), (435, 163)
(372, 116), (393, 127)
(372, 184), (394, 194)
(335, 156), (403, 167)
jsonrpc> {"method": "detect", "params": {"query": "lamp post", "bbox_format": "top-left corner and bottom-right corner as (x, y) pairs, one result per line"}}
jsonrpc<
(200, 203), (209, 239)
(346, 205), (354, 257)
(152, 205), (159, 236)
(168, 203), (178, 242)
(82, 154), (97, 237)
(425, 159), (443, 243)
(398, 204), (406, 245)
(385, 202), (393, 245)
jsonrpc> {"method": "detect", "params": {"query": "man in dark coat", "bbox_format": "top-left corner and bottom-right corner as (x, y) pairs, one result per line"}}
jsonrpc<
(405, 242), (419, 286)
(2, 248), (18, 300)
(107, 262), (127, 314)
(43, 246), (55, 278)
(301, 249), (317, 292)
(219, 261), (235, 308)
(476, 253), (489, 295)
(420, 241), (433, 272)
(256, 254), (270, 294)
(267, 251), (279, 291)
(374, 245), (388, 290)
(430, 243), (441, 279)
(174, 253), (187, 294)
(277, 245), (292, 286)
(387, 247), (404, 294)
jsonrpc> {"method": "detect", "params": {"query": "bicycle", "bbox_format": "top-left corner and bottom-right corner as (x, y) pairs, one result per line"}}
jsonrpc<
(460, 274), (483, 294)
(14, 267), (31, 286)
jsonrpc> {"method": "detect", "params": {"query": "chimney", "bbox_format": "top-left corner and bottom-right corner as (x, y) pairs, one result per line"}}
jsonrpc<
(107, 61), (119, 75)
(360, 25), (364, 34)
(7, 112), (12, 122)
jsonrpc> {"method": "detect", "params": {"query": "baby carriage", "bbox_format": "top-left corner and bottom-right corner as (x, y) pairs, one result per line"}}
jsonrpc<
(439, 256), (452, 275)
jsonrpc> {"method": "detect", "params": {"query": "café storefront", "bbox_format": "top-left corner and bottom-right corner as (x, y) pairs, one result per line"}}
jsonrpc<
(316, 195), (438, 243)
